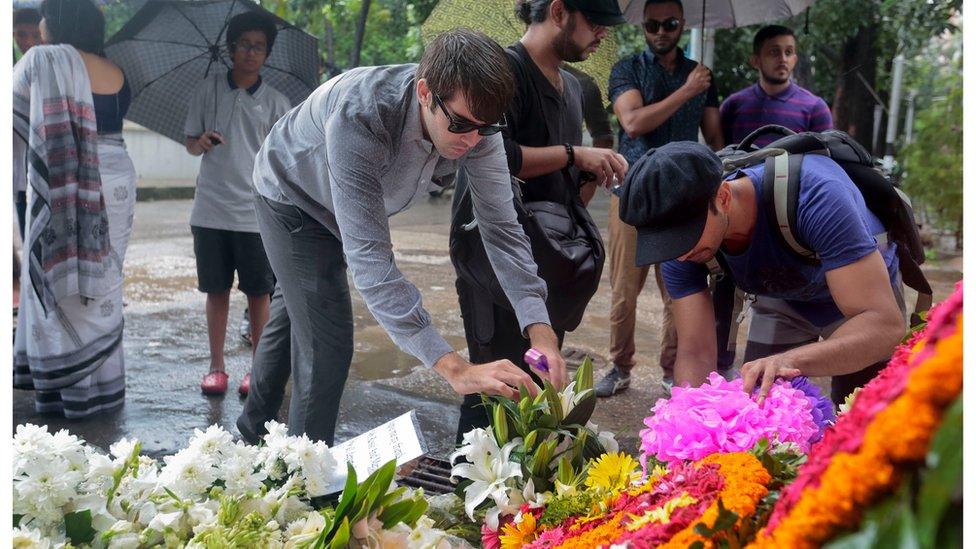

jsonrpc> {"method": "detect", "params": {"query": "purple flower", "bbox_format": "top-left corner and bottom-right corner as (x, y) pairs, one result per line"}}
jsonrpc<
(788, 376), (836, 440)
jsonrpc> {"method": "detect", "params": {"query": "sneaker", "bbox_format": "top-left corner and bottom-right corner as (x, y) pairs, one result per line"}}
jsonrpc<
(595, 366), (631, 398)
(239, 308), (252, 346)
(201, 370), (228, 395)
(661, 376), (674, 393)
(238, 373), (251, 397)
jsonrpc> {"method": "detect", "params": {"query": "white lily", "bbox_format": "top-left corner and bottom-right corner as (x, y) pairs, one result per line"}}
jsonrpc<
(450, 429), (523, 520)
(558, 381), (587, 417)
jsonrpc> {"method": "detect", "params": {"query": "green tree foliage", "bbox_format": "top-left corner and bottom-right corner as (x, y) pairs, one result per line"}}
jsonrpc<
(900, 31), (962, 243)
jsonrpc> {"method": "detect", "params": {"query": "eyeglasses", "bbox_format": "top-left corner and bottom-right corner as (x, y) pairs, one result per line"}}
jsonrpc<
(233, 41), (267, 55)
(643, 17), (682, 34)
(432, 93), (507, 136)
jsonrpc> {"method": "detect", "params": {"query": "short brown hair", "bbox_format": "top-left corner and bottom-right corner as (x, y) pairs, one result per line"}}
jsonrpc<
(417, 28), (514, 124)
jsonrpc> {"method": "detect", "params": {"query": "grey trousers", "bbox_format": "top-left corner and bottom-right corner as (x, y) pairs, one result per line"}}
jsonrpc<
(236, 196), (353, 446)
(743, 281), (906, 406)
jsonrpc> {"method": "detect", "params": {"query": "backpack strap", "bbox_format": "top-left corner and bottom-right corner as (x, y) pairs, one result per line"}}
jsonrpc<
(764, 152), (818, 261)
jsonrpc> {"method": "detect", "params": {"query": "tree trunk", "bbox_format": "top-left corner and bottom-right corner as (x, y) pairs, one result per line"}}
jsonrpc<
(349, 0), (372, 68)
(324, 18), (337, 75)
(832, 23), (879, 153)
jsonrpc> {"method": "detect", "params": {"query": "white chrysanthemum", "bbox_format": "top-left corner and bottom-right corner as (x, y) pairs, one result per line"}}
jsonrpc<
(283, 511), (326, 546)
(221, 455), (267, 497)
(159, 450), (217, 498)
(187, 425), (234, 460)
(109, 437), (139, 462)
(11, 525), (53, 549)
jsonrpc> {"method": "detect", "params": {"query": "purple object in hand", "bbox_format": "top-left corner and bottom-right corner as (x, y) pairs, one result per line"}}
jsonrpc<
(524, 348), (549, 372)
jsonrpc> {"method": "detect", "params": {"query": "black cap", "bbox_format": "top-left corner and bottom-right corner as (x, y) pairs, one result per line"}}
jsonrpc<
(563, 0), (627, 26)
(618, 141), (724, 266)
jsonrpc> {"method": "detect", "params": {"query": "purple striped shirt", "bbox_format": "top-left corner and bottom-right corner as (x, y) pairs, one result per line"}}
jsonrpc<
(720, 82), (833, 147)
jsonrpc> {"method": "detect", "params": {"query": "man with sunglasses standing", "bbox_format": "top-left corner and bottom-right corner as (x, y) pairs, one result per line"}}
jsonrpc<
(451, 0), (628, 439)
(597, 0), (724, 398)
(184, 11), (291, 397)
(237, 29), (563, 446)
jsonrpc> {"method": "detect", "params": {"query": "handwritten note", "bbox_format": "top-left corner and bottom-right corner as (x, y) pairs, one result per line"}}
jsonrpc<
(323, 410), (427, 494)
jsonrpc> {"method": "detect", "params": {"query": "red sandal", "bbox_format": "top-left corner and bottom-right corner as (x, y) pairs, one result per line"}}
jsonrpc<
(201, 370), (228, 395)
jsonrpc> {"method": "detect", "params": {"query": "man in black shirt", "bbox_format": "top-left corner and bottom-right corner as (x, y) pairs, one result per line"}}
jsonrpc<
(453, 0), (628, 439)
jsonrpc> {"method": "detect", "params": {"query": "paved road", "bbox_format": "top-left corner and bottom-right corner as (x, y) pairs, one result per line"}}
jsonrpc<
(13, 191), (961, 459)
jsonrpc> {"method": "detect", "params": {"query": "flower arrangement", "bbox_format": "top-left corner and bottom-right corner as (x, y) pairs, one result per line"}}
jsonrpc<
(639, 372), (831, 466)
(450, 358), (619, 531)
(751, 285), (964, 548)
(484, 451), (772, 549)
(11, 421), (447, 548)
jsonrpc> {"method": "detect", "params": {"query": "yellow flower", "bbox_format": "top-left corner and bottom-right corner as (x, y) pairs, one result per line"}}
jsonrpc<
(500, 511), (538, 549)
(584, 452), (642, 493)
(626, 492), (698, 531)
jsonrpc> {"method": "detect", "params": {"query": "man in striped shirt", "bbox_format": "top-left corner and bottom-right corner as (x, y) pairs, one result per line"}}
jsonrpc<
(720, 25), (833, 147)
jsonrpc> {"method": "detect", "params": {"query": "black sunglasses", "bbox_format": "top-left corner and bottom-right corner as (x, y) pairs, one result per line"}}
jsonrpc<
(644, 17), (682, 34)
(432, 93), (506, 136)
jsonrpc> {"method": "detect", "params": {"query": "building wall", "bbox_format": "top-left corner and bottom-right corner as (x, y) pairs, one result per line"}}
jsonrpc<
(123, 121), (200, 184)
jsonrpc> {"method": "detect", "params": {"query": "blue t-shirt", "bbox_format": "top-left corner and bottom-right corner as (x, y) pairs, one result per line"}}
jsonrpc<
(662, 154), (900, 327)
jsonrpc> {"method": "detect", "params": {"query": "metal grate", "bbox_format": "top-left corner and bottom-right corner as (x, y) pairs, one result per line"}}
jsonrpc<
(399, 456), (455, 495)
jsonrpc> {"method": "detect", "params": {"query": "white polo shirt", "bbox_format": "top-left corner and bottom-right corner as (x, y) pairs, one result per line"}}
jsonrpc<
(184, 71), (291, 232)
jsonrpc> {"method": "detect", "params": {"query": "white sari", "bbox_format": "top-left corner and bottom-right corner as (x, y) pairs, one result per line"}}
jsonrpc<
(13, 45), (136, 418)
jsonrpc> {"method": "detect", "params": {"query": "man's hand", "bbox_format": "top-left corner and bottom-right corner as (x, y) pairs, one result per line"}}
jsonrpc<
(740, 354), (802, 406)
(191, 130), (225, 154)
(574, 147), (628, 189)
(434, 352), (539, 400)
(526, 323), (567, 389)
(681, 64), (712, 98)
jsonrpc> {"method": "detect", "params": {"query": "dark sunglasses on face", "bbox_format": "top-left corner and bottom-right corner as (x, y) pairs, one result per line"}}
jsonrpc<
(433, 93), (506, 136)
(644, 17), (682, 34)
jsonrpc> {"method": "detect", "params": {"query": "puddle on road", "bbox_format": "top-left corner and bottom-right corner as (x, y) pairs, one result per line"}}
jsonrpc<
(351, 325), (467, 380)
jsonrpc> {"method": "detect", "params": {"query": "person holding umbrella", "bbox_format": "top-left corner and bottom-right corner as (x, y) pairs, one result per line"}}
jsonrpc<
(237, 29), (563, 446)
(598, 0), (725, 398)
(184, 11), (291, 396)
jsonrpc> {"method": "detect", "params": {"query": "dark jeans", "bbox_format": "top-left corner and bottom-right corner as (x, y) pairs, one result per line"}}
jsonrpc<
(236, 196), (353, 446)
(454, 276), (561, 443)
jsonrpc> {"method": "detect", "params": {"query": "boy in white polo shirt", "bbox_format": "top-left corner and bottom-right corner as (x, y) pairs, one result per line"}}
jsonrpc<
(184, 11), (291, 396)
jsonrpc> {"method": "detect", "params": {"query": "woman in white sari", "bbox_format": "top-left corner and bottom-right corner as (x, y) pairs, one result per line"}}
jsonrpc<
(13, 0), (136, 418)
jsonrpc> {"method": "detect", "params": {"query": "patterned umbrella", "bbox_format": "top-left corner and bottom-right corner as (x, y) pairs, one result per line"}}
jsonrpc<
(104, 0), (318, 143)
(421, 0), (619, 106)
(619, 0), (817, 28)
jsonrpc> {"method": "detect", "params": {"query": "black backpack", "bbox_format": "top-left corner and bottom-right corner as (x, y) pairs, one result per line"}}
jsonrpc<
(449, 169), (605, 332)
(717, 124), (932, 323)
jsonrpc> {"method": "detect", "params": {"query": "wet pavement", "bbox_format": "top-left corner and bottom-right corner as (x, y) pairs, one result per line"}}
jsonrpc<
(13, 192), (962, 460)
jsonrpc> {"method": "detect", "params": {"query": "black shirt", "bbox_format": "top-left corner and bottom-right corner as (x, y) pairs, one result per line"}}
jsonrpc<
(501, 42), (583, 204)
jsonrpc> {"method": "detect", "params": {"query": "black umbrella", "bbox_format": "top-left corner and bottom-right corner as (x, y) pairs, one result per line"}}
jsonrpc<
(105, 0), (318, 144)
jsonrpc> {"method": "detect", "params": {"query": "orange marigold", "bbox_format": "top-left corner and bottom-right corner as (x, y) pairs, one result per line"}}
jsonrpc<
(750, 313), (962, 548)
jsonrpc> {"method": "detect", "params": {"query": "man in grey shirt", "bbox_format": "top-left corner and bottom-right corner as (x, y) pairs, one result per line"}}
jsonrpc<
(237, 29), (567, 446)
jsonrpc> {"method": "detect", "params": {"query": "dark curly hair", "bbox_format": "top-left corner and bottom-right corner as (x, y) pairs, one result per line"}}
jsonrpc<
(226, 11), (278, 56)
(40, 0), (105, 55)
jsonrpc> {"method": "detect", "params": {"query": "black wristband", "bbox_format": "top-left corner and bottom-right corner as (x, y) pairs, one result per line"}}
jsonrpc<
(564, 143), (575, 167)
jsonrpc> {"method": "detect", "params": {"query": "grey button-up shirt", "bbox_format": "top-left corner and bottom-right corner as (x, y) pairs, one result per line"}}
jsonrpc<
(253, 64), (550, 368)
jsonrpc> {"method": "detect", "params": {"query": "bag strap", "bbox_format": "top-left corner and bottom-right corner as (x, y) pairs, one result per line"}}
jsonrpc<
(764, 152), (818, 261)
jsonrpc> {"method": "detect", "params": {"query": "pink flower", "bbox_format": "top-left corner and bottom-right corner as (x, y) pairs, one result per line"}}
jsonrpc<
(640, 373), (819, 465)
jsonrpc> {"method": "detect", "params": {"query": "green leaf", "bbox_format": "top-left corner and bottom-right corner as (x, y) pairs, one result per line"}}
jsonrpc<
(574, 356), (593, 392)
(332, 463), (359, 522)
(916, 396), (962, 548)
(544, 383), (564, 423)
(327, 516), (351, 549)
(562, 390), (596, 426)
(13, 514), (22, 528)
(64, 509), (96, 545)
(378, 499), (419, 529)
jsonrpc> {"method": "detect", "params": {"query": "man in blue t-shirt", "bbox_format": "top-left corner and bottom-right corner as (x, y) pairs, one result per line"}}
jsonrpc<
(617, 141), (906, 404)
